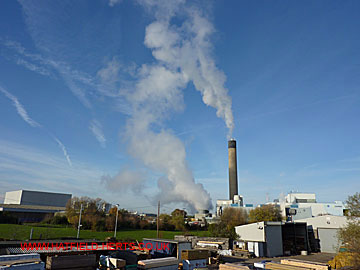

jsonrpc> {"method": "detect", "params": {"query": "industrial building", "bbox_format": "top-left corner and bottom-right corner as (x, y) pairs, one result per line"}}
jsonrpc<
(0, 189), (72, 223)
(296, 215), (348, 253)
(234, 221), (309, 257)
(275, 192), (347, 221)
(142, 238), (192, 260)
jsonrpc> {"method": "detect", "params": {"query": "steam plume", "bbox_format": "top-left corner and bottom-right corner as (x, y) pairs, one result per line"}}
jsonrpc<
(123, 1), (234, 211)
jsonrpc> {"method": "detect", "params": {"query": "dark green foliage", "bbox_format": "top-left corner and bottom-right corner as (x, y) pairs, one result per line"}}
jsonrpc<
(0, 212), (18, 224)
(209, 208), (247, 240)
(248, 205), (282, 223)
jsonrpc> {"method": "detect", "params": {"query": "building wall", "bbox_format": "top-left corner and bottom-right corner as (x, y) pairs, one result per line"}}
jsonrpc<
(291, 207), (312, 220)
(318, 228), (340, 253)
(286, 193), (316, 203)
(235, 222), (265, 242)
(5, 190), (71, 207)
(3, 190), (22, 204)
(296, 215), (348, 230)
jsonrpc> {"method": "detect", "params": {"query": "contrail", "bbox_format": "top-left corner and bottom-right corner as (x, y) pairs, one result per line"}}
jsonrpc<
(0, 85), (72, 166)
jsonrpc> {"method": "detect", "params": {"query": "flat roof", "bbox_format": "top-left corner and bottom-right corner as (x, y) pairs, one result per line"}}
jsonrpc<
(6, 190), (72, 196)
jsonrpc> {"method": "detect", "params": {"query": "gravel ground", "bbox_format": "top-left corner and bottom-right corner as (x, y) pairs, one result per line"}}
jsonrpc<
(207, 253), (336, 269)
(244, 252), (336, 264)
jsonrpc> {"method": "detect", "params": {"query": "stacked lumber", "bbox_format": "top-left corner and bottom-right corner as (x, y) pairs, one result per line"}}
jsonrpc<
(137, 257), (178, 270)
(265, 262), (312, 270)
(0, 253), (44, 270)
(45, 254), (96, 270)
(181, 250), (209, 260)
(219, 263), (250, 270)
(280, 259), (330, 270)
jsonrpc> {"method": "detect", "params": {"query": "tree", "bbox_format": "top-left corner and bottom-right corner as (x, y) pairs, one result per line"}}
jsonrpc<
(65, 196), (107, 231)
(338, 193), (360, 268)
(159, 214), (175, 231)
(346, 192), (360, 217)
(170, 209), (187, 231)
(209, 208), (247, 240)
(248, 205), (282, 223)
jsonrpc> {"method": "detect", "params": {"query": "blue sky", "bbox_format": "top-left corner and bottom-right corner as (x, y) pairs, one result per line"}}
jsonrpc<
(0, 0), (359, 213)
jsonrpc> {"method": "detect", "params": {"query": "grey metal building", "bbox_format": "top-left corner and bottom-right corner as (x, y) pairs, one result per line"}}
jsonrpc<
(1, 190), (72, 223)
(4, 190), (71, 207)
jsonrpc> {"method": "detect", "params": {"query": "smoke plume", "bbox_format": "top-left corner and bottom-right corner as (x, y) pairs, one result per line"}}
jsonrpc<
(122, 1), (234, 211)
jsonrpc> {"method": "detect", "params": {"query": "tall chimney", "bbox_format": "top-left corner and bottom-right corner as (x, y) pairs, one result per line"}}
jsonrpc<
(228, 139), (238, 201)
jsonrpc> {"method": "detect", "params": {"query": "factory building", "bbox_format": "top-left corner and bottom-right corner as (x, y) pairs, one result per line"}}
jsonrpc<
(234, 221), (309, 257)
(279, 192), (346, 220)
(0, 190), (72, 223)
(296, 215), (349, 253)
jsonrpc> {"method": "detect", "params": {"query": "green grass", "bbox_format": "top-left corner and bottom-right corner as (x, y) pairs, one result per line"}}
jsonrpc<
(0, 224), (210, 241)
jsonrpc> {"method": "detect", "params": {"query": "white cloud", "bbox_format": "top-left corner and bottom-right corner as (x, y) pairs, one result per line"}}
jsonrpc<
(0, 86), (41, 128)
(89, 119), (106, 148)
(108, 0), (122, 7)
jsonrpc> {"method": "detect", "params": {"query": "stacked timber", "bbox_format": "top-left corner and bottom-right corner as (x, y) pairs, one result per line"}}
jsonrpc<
(181, 250), (209, 260)
(280, 259), (330, 270)
(0, 253), (44, 270)
(137, 257), (178, 270)
(218, 263), (250, 270)
(265, 262), (312, 270)
(45, 254), (96, 270)
(181, 249), (209, 270)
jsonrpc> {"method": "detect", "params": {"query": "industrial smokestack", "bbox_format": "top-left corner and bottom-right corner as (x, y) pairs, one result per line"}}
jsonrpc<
(228, 139), (238, 201)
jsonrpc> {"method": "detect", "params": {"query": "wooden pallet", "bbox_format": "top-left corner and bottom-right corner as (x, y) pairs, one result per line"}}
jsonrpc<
(280, 259), (330, 270)
(218, 263), (250, 270)
(265, 262), (311, 270)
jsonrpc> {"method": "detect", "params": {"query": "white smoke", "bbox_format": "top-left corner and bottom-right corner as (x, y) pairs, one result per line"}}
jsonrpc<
(121, 1), (234, 211)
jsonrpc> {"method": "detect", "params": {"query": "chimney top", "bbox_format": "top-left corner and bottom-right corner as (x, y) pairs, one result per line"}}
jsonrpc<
(228, 139), (236, 148)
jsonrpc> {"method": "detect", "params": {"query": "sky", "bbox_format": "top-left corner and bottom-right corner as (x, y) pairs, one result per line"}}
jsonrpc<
(0, 0), (359, 214)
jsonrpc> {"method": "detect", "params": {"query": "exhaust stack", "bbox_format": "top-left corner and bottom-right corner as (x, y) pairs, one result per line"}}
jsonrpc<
(228, 139), (238, 201)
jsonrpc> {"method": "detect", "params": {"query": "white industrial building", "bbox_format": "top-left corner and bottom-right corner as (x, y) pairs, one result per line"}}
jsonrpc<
(235, 221), (309, 257)
(1, 190), (72, 223)
(216, 195), (255, 217)
(296, 215), (349, 253)
(262, 192), (346, 221)
(4, 190), (71, 207)
(235, 221), (283, 257)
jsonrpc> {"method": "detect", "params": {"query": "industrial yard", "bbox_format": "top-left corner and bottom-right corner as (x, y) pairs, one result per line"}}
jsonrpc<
(0, 140), (356, 269)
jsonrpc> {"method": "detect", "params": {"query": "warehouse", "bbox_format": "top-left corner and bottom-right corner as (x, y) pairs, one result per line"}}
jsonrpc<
(296, 215), (348, 253)
(235, 221), (309, 257)
(0, 190), (71, 223)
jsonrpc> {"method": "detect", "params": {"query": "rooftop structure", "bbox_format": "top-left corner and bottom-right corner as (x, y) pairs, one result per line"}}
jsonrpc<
(4, 190), (71, 207)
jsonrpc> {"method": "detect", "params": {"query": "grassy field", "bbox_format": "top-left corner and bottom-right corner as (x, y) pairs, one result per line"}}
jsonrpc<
(0, 224), (210, 241)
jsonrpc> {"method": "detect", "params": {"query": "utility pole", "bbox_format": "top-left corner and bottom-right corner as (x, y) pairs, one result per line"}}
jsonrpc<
(114, 204), (119, 238)
(77, 204), (83, 239)
(156, 201), (160, 238)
